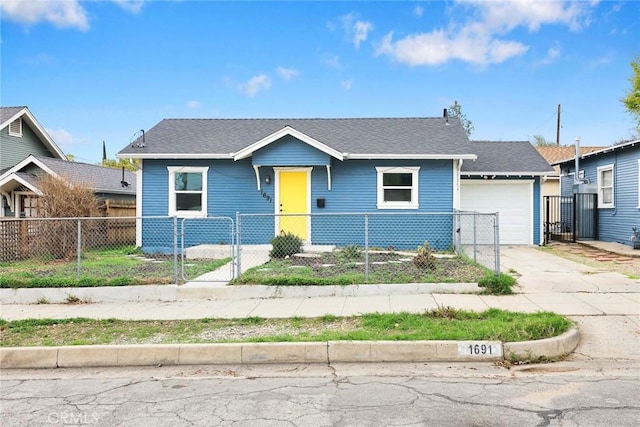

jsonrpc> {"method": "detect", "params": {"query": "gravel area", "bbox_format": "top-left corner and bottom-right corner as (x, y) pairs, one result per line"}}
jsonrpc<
(543, 243), (640, 278)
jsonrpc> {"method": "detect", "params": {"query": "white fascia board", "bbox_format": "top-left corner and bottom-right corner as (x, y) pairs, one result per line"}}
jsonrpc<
(233, 126), (344, 161)
(117, 153), (234, 160)
(348, 154), (477, 160)
(0, 173), (42, 195)
(462, 171), (552, 177)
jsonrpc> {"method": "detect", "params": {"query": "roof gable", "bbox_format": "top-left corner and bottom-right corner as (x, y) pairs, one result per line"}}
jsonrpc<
(234, 126), (344, 161)
(0, 106), (66, 160)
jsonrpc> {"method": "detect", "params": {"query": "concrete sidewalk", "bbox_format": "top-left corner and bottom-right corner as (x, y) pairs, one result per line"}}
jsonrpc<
(1, 246), (638, 320)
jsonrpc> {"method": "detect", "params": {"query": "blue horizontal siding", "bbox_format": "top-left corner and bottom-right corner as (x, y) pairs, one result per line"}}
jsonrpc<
(561, 146), (640, 246)
(140, 157), (455, 252)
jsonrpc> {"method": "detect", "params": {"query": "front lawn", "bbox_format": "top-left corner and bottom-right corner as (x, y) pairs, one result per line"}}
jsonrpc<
(0, 246), (229, 288)
(232, 249), (489, 286)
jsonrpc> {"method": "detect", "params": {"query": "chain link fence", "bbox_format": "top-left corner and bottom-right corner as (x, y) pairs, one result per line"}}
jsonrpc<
(236, 212), (499, 283)
(1, 212), (499, 286)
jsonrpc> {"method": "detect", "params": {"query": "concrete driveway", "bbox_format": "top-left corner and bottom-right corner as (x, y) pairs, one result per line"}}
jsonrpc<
(500, 245), (639, 294)
(499, 245), (639, 365)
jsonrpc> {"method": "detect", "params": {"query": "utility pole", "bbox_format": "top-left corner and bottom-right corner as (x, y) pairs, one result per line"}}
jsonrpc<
(556, 104), (561, 145)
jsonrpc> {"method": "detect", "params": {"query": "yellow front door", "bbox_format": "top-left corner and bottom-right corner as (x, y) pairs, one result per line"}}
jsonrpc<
(278, 171), (308, 240)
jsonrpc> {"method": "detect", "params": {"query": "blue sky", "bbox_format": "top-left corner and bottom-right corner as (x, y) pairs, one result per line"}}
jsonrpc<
(1, 0), (639, 164)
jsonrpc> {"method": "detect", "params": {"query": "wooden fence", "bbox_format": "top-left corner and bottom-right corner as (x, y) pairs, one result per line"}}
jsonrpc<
(0, 199), (137, 262)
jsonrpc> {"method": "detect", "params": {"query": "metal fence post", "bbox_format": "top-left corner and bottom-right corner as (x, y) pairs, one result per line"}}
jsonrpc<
(76, 218), (82, 279)
(473, 213), (477, 263)
(364, 213), (369, 283)
(235, 211), (241, 279)
(173, 216), (178, 285)
(494, 213), (500, 274)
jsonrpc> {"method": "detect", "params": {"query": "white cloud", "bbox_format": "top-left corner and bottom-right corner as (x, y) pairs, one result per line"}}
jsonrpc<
(240, 74), (271, 97)
(353, 20), (373, 49)
(46, 128), (75, 149)
(414, 5), (424, 18)
(376, 29), (528, 66)
(112, 0), (145, 14)
(0, 0), (89, 31)
(276, 66), (300, 80)
(186, 100), (200, 109)
(539, 42), (561, 65)
(340, 13), (373, 49)
(464, 0), (594, 32)
(341, 79), (353, 90)
(321, 54), (342, 69)
(375, 0), (595, 66)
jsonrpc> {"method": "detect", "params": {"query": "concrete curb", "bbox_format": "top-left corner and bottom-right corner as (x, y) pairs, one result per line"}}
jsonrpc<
(0, 327), (579, 369)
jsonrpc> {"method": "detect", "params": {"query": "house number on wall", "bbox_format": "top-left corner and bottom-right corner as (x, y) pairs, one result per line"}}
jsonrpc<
(261, 191), (272, 203)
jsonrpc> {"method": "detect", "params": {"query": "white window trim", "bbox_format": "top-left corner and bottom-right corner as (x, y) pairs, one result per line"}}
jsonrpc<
(597, 164), (614, 209)
(167, 166), (208, 217)
(375, 166), (420, 210)
(8, 118), (23, 137)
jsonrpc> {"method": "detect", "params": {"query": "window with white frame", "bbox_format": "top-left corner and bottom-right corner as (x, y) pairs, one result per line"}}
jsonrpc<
(168, 166), (208, 216)
(9, 118), (22, 137)
(375, 166), (420, 209)
(597, 164), (614, 208)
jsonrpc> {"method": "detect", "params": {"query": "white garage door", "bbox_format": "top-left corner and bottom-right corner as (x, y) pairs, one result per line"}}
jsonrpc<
(460, 180), (532, 245)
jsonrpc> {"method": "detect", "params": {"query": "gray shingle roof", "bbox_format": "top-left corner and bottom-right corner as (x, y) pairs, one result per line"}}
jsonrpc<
(35, 156), (136, 194)
(118, 117), (474, 157)
(0, 106), (26, 127)
(462, 141), (554, 174)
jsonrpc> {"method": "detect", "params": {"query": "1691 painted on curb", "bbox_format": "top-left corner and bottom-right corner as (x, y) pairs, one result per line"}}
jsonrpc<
(457, 341), (503, 357)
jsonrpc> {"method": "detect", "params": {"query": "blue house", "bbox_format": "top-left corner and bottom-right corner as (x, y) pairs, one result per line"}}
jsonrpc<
(117, 116), (552, 252)
(555, 140), (640, 247)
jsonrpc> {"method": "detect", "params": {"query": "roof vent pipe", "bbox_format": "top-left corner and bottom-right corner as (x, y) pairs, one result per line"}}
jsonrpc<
(443, 108), (449, 124)
(574, 136), (583, 184)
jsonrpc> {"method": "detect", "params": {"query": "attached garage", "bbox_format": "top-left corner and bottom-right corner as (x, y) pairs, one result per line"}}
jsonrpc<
(460, 180), (533, 245)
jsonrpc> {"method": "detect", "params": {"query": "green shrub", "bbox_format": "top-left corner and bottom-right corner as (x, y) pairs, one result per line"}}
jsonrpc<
(413, 241), (436, 269)
(478, 272), (516, 295)
(269, 233), (303, 258)
(338, 245), (362, 261)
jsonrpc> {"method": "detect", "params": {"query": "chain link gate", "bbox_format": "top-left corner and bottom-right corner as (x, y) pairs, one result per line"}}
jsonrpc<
(180, 217), (235, 283)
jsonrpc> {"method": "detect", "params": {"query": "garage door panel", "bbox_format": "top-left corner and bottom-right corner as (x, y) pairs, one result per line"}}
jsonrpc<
(460, 181), (531, 245)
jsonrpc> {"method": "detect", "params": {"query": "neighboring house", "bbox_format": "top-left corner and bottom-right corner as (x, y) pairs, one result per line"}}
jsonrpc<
(0, 106), (66, 171)
(0, 106), (136, 217)
(554, 140), (640, 247)
(536, 145), (606, 198)
(461, 141), (554, 245)
(0, 155), (136, 217)
(118, 116), (551, 252)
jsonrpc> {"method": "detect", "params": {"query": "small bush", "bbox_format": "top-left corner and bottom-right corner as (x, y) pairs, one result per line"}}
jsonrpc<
(413, 241), (436, 269)
(478, 273), (516, 295)
(339, 245), (362, 261)
(269, 233), (303, 258)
